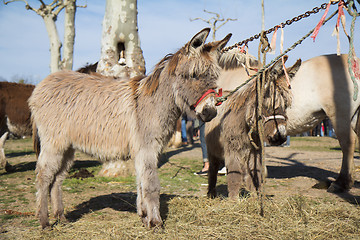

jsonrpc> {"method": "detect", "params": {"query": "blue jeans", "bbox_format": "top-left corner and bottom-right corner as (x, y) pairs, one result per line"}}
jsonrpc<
(181, 117), (187, 142)
(199, 120), (208, 162)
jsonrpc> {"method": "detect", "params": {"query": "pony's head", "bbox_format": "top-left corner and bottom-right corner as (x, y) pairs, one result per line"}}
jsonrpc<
(259, 56), (301, 145)
(169, 28), (232, 122)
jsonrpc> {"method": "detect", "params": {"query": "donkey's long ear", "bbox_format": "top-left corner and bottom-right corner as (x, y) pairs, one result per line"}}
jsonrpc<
(217, 33), (232, 50)
(268, 55), (288, 79)
(287, 59), (302, 79)
(187, 28), (210, 52)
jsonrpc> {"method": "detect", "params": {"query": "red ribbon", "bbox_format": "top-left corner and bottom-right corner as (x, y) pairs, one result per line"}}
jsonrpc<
(240, 45), (246, 53)
(336, 0), (345, 29)
(311, 1), (331, 42)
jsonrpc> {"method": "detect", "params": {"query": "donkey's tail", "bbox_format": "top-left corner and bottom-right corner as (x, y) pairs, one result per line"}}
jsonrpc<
(32, 121), (40, 158)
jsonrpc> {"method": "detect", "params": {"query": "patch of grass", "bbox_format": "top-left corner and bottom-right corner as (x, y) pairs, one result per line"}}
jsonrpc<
(288, 136), (342, 152)
(0, 197), (16, 204)
(63, 175), (136, 193)
(0, 214), (19, 221)
(4, 138), (35, 156)
(21, 219), (39, 227)
(158, 157), (208, 194)
(17, 195), (29, 204)
(291, 137), (324, 142)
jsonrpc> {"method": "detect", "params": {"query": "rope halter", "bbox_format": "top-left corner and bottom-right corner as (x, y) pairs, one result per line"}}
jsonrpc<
(191, 88), (223, 110)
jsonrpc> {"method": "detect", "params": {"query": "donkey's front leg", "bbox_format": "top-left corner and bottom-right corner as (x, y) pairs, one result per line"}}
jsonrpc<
(226, 151), (248, 200)
(207, 153), (221, 198)
(134, 150), (162, 228)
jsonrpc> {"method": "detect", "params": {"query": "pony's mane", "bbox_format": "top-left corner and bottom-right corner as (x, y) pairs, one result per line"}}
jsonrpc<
(219, 49), (258, 70)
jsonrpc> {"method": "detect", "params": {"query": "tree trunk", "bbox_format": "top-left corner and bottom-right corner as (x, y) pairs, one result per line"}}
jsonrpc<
(97, 0), (145, 177)
(97, 0), (145, 78)
(43, 14), (62, 73)
(62, 0), (76, 70)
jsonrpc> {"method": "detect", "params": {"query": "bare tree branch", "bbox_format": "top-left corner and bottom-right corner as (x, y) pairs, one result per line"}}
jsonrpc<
(39, 0), (46, 8)
(204, 9), (220, 19)
(190, 9), (237, 41)
(4, 0), (77, 73)
(76, 0), (87, 8)
(215, 18), (237, 31)
(3, 0), (38, 13)
(4, 0), (27, 4)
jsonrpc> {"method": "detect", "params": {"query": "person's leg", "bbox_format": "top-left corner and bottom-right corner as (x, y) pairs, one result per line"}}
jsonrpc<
(181, 116), (187, 144)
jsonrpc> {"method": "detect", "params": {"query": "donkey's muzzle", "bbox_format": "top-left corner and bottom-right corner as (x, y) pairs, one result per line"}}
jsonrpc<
(198, 105), (217, 122)
(266, 124), (287, 146)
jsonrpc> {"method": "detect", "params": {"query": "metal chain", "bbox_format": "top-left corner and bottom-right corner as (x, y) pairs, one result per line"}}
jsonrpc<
(217, 9), (339, 103)
(222, 1), (339, 52)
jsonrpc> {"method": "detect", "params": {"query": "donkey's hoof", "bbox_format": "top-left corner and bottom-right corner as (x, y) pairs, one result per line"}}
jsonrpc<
(142, 216), (163, 228)
(327, 182), (348, 193)
(4, 163), (15, 173)
(207, 190), (217, 199)
(40, 221), (51, 229)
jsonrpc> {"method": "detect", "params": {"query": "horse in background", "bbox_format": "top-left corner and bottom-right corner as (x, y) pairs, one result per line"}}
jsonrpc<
(29, 28), (232, 228)
(217, 52), (360, 193)
(0, 81), (34, 172)
(206, 56), (301, 199)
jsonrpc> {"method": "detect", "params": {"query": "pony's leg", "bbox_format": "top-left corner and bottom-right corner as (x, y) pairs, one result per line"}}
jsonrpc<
(226, 152), (245, 200)
(35, 147), (64, 228)
(134, 149), (162, 228)
(50, 147), (75, 222)
(328, 127), (356, 192)
(207, 153), (221, 198)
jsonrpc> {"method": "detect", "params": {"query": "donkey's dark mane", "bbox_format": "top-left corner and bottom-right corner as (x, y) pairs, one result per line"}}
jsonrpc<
(228, 72), (292, 113)
(131, 48), (184, 96)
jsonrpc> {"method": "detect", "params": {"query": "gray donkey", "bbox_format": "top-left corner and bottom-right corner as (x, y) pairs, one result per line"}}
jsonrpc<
(205, 56), (301, 199)
(29, 28), (232, 228)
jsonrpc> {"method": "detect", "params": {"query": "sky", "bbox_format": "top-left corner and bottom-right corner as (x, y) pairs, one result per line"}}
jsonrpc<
(0, 0), (359, 84)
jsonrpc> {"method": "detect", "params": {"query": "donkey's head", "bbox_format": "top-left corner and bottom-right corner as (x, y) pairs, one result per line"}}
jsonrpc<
(260, 56), (301, 145)
(170, 28), (232, 122)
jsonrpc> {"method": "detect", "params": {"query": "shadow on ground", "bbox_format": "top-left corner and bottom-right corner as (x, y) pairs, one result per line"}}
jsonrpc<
(266, 152), (360, 205)
(66, 192), (178, 223)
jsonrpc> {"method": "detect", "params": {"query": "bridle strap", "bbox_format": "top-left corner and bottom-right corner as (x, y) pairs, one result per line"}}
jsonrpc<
(191, 88), (223, 110)
(263, 115), (286, 123)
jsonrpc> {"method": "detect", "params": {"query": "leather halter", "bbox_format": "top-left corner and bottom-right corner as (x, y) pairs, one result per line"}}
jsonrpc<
(191, 88), (223, 110)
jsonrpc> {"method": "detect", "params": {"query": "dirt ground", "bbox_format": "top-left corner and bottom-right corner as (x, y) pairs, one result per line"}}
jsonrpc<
(1, 136), (360, 238)
(164, 137), (360, 203)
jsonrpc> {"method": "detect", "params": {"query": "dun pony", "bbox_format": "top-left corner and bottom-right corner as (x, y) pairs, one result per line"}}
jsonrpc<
(217, 53), (360, 193)
(206, 56), (301, 199)
(29, 28), (231, 228)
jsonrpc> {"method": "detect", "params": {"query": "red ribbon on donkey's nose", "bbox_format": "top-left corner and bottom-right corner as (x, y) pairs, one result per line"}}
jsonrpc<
(191, 88), (223, 110)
